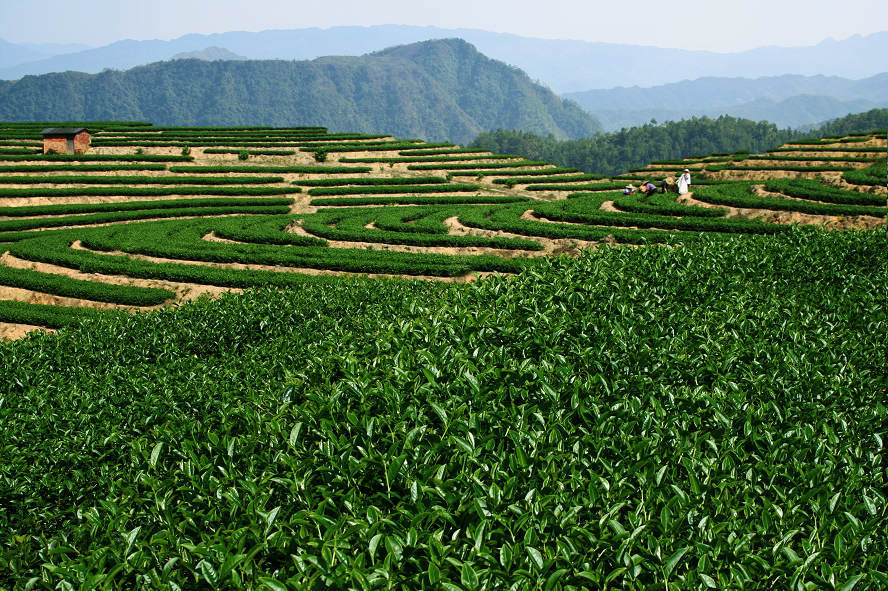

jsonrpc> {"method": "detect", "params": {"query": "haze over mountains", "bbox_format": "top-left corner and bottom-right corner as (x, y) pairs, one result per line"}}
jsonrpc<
(1, 26), (887, 135)
(0, 39), (600, 143)
(567, 73), (888, 131)
(2, 25), (888, 91)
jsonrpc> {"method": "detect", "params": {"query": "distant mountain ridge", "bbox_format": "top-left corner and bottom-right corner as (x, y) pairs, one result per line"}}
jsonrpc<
(171, 47), (246, 61)
(2, 26), (888, 91)
(0, 39), (600, 144)
(566, 73), (888, 131)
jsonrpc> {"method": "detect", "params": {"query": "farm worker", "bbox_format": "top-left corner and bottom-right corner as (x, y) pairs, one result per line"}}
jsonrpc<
(642, 181), (658, 196)
(677, 168), (692, 195)
(622, 184), (636, 195)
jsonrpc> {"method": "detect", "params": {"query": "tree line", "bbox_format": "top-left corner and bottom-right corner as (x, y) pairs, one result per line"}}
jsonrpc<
(469, 110), (888, 175)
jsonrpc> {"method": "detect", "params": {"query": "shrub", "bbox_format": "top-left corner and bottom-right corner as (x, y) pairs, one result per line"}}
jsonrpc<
(238, 151), (250, 161)
(314, 149), (328, 163)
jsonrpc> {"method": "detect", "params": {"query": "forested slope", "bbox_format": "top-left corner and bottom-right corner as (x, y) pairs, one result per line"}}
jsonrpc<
(470, 109), (888, 175)
(0, 39), (600, 144)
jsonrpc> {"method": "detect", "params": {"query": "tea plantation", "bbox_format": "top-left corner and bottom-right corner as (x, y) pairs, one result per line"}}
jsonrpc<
(0, 122), (885, 589)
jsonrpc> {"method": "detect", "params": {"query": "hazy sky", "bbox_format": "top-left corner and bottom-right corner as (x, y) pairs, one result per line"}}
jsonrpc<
(1, 0), (886, 52)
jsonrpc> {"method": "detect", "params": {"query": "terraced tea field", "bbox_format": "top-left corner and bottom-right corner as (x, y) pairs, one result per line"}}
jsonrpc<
(0, 122), (886, 590)
(0, 122), (884, 339)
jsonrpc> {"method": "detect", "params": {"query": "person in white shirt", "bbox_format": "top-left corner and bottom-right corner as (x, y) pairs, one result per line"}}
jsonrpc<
(677, 169), (692, 195)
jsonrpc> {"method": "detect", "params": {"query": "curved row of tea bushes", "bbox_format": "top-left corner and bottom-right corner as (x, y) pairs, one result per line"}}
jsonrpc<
(450, 167), (581, 177)
(532, 195), (788, 235)
(0, 298), (102, 328)
(0, 186), (300, 198)
(9, 219), (531, 278)
(306, 183), (479, 196)
(693, 184), (886, 217)
(299, 207), (542, 251)
(705, 164), (861, 172)
(397, 148), (488, 156)
(457, 203), (702, 244)
(527, 182), (637, 192)
(0, 164), (168, 173)
(763, 179), (886, 206)
(0, 263), (174, 306)
(842, 164), (886, 186)
(0, 197), (293, 218)
(293, 176), (447, 187)
(309, 195), (530, 207)
(200, 148), (296, 155)
(611, 195), (729, 217)
(768, 146), (886, 153)
(0, 205), (293, 235)
(493, 173), (605, 185)
(745, 154), (878, 163)
(0, 175), (285, 185)
(0, 154), (193, 162)
(168, 165), (372, 174)
(300, 141), (429, 153)
(407, 160), (548, 170)
(343, 156), (527, 164)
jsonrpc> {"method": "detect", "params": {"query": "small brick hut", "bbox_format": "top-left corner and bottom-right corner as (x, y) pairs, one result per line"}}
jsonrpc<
(41, 127), (91, 155)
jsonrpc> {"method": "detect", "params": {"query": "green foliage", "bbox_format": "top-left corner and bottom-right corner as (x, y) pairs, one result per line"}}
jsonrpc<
(0, 175), (284, 185)
(469, 113), (887, 175)
(0, 264), (174, 306)
(1, 228), (885, 588)
(237, 150), (250, 161)
(842, 164), (886, 187)
(0, 186), (298, 198)
(313, 149), (327, 163)
(0, 39), (602, 144)
(168, 165), (372, 174)
(694, 183), (886, 217)
(764, 179), (886, 206)
(306, 183), (479, 196)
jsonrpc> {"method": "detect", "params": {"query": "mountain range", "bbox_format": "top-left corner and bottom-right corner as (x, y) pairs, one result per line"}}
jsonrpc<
(566, 73), (888, 131)
(2, 26), (888, 92)
(0, 39), (600, 143)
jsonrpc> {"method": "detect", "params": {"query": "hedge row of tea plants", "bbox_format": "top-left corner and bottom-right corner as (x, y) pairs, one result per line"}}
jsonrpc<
(0, 175), (285, 185)
(167, 165), (372, 174)
(492, 173), (605, 185)
(8, 219), (530, 279)
(0, 263), (174, 306)
(0, 164), (168, 173)
(342, 156), (526, 164)
(0, 298), (102, 327)
(407, 161), (548, 170)
(201, 148), (296, 155)
(0, 204), (293, 234)
(527, 182), (637, 192)
(306, 184), (479, 197)
(0, 197), (294, 218)
(450, 167), (581, 177)
(293, 176), (447, 187)
(0, 186), (299, 198)
(693, 183), (886, 217)
(763, 179), (886, 206)
(309, 195), (530, 207)
(842, 164), (886, 186)
(298, 207), (542, 250)
(0, 154), (193, 162)
(611, 194), (729, 217)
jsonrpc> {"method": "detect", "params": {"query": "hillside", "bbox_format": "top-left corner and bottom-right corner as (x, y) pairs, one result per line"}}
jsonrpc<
(565, 73), (888, 131)
(0, 120), (885, 588)
(3, 26), (888, 91)
(0, 39), (600, 144)
(470, 109), (888, 176)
